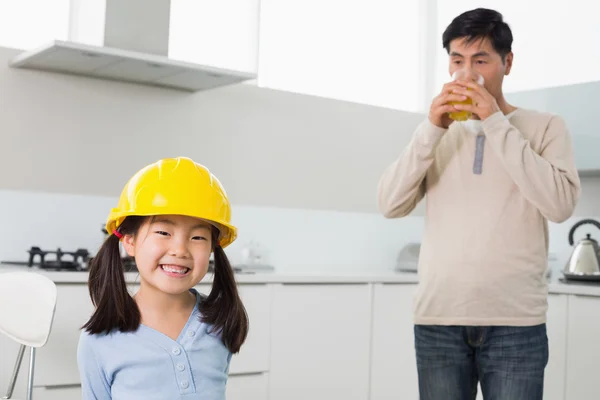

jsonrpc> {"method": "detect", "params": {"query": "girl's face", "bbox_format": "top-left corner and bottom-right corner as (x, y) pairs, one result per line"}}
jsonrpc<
(122, 214), (213, 296)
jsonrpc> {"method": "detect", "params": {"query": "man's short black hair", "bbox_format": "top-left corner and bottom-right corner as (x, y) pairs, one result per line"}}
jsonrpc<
(442, 8), (513, 60)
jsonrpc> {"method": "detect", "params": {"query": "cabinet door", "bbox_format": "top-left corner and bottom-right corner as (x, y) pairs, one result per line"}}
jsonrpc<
(369, 283), (419, 400)
(565, 294), (600, 400)
(34, 284), (94, 386)
(227, 373), (268, 400)
(268, 283), (372, 400)
(228, 284), (271, 374)
(545, 293), (568, 400)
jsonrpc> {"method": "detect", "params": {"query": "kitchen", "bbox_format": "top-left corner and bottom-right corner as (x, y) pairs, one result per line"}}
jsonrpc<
(1, 0), (600, 399)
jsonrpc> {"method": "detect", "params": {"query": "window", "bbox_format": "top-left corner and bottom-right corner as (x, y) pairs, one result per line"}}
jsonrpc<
(258, 0), (423, 112)
(0, 0), (70, 50)
(169, 0), (260, 74)
(435, 0), (600, 95)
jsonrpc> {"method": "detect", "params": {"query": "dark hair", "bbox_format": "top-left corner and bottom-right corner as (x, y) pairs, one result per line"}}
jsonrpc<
(442, 8), (513, 61)
(82, 216), (249, 354)
(201, 229), (248, 353)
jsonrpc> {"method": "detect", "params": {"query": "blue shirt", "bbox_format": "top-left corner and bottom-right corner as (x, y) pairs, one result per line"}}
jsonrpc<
(77, 289), (232, 400)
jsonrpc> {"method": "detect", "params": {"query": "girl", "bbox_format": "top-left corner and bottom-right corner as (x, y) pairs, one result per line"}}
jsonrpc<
(77, 157), (249, 400)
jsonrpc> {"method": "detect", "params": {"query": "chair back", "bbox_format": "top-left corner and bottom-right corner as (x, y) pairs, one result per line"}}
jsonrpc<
(0, 271), (57, 347)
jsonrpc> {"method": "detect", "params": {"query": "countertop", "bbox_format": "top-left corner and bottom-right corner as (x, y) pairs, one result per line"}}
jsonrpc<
(2, 265), (600, 297)
(0, 265), (420, 284)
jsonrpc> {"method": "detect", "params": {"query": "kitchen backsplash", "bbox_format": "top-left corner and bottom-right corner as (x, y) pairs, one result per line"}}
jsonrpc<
(0, 189), (596, 276)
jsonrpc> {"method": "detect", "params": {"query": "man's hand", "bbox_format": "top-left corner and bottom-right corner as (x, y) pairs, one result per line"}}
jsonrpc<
(428, 82), (469, 129)
(452, 80), (501, 120)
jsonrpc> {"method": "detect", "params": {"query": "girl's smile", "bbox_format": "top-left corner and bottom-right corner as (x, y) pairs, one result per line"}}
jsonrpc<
(159, 264), (191, 277)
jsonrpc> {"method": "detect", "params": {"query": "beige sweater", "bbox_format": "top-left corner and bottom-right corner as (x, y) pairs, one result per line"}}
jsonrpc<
(378, 109), (581, 326)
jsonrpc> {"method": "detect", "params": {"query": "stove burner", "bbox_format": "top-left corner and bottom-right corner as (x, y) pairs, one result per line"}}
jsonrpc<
(27, 246), (90, 271)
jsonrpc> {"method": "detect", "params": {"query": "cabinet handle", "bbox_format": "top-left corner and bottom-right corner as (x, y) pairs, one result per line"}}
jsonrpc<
(573, 293), (600, 299)
(228, 371), (266, 377)
(36, 384), (81, 390)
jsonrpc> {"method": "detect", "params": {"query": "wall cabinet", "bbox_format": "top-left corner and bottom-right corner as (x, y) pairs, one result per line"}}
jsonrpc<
(505, 80), (600, 175)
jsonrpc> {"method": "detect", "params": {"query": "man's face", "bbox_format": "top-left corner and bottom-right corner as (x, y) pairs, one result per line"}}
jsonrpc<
(448, 36), (513, 99)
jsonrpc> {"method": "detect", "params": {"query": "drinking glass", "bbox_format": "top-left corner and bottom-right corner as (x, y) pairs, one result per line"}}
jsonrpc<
(448, 70), (484, 121)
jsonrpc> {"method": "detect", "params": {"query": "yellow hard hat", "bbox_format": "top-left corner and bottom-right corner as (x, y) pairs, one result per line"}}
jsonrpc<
(106, 157), (237, 248)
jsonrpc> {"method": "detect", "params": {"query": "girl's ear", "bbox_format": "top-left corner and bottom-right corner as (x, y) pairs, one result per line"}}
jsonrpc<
(122, 234), (136, 257)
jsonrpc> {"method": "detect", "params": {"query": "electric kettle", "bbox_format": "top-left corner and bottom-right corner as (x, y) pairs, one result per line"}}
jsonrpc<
(563, 219), (600, 281)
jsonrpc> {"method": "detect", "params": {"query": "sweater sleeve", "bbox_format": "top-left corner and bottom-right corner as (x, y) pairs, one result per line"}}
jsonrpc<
(77, 331), (112, 400)
(482, 111), (581, 223)
(377, 119), (446, 218)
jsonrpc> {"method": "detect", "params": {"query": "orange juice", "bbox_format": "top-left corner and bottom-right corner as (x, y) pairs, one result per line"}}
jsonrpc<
(447, 70), (483, 121)
(448, 92), (473, 121)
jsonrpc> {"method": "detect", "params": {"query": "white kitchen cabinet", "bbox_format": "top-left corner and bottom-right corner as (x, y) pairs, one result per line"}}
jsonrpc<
(33, 283), (94, 386)
(228, 284), (271, 374)
(565, 294), (600, 400)
(226, 373), (269, 400)
(505, 80), (600, 175)
(32, 385), (81, 400)
(545, 293), (569, 400)
(369, 283), (419, 400)
(268, 283), (372, 400)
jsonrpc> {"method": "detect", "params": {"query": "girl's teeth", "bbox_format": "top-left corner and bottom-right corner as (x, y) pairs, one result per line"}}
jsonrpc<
(161, 265), (189, 274)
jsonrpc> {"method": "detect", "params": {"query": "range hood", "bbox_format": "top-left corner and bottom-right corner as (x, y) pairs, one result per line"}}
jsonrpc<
(8, 0), (256, 92)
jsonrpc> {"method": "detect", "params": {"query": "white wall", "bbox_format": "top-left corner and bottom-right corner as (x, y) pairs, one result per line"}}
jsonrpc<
(0, 46), (425, 214)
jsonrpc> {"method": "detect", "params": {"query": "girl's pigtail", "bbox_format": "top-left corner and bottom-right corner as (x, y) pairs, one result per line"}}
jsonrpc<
(200, 233), (249, 353)
(82, 222), (141, 334)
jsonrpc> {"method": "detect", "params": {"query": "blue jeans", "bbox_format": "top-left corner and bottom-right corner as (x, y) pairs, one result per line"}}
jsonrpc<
(414, 324), (548, 400)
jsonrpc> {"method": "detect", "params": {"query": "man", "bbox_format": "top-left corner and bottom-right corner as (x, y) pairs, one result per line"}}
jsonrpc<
(377, 8), (580, 400)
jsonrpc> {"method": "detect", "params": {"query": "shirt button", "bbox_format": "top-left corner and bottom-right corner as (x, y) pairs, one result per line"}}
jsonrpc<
(177, 363), (185, 371)
(181, 380), (189, 389)
(172, 348), (181, 355)
(187, 330), (195, 337)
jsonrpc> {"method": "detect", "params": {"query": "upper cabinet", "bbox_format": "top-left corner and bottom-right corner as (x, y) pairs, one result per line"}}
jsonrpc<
(505, 81), (600, 175)
(257, 0), (425, 113)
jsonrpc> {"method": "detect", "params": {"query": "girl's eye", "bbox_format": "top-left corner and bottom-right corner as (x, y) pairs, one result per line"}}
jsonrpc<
(192, 236), (208, 241)
(155, 231), (170, 236)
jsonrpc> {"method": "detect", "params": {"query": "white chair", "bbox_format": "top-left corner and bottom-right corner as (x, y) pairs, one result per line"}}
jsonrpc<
(0, 271), (57, 400)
